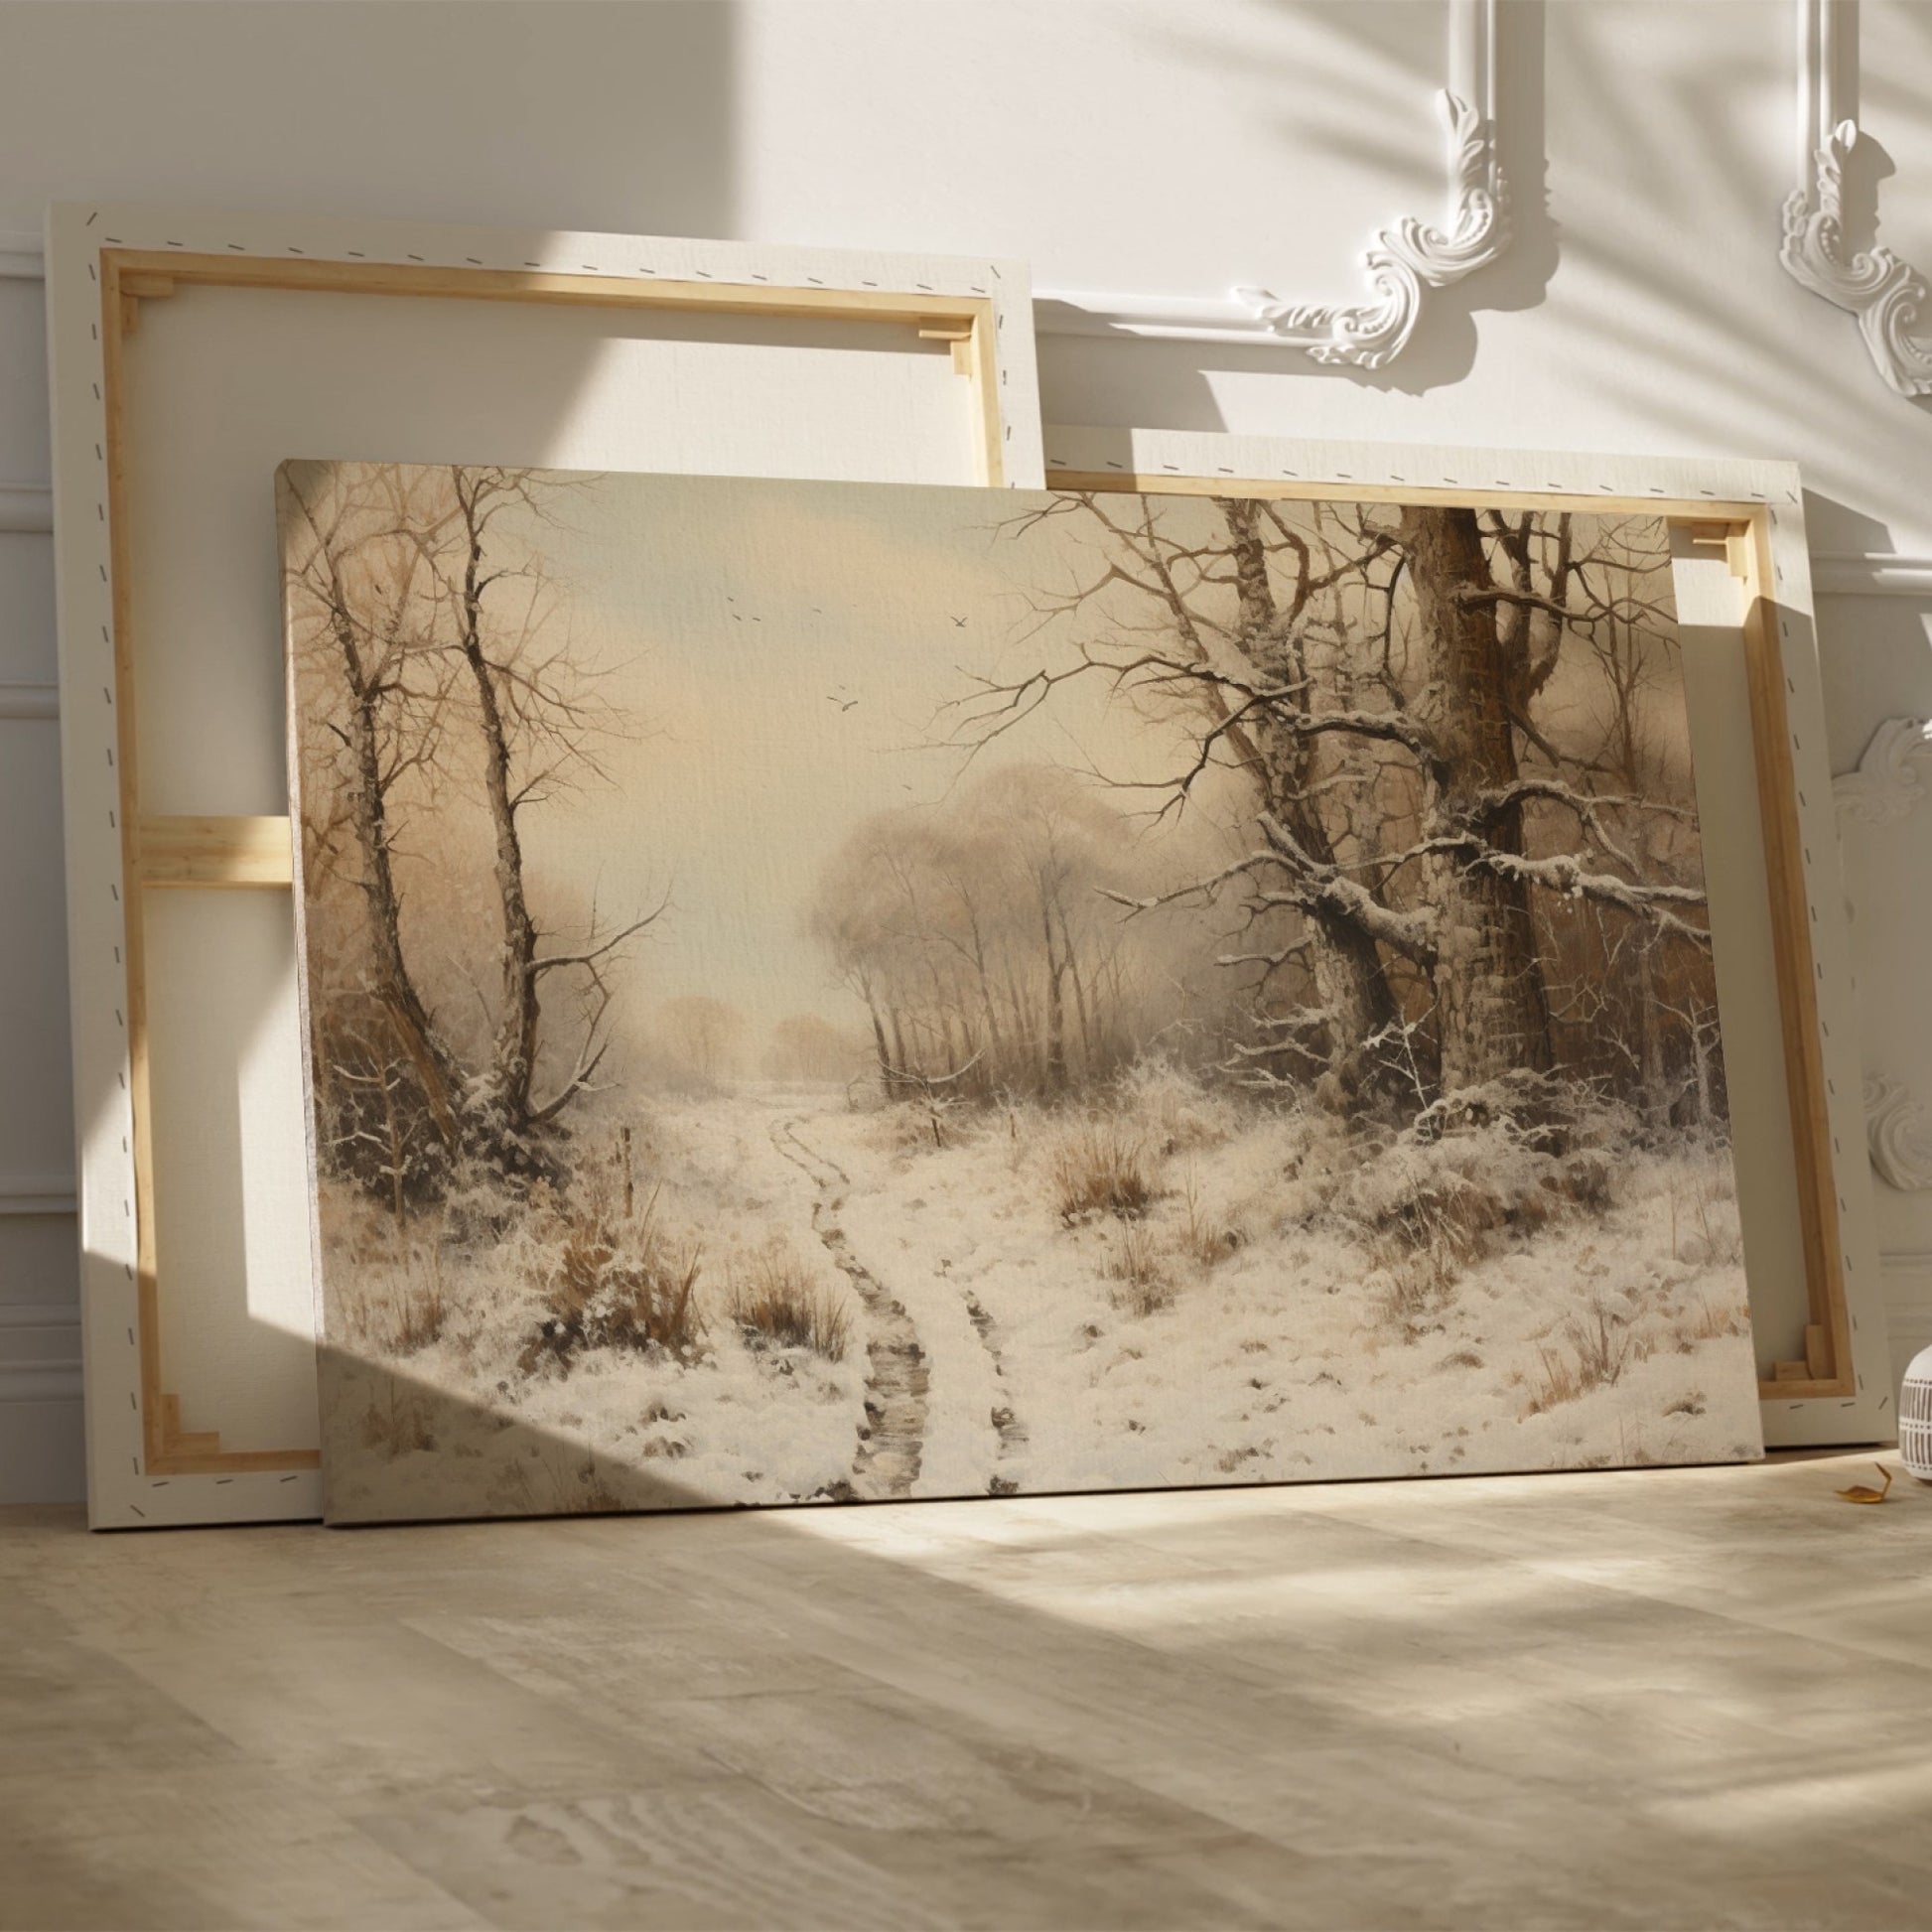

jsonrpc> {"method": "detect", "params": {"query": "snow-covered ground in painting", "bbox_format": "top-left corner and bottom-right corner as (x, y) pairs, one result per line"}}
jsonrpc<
(806, 1084), (1760, 1494)
(322, 1070), (1760, 1520)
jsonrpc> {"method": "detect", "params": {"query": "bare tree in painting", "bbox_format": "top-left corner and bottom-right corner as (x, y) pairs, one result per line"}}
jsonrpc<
(283, 463), (1758, 1524)
(432, 467), (661, 1160)
(949, 495), (1713, 1114)
(284, 461), (659, 1194)
(282, 465), (468, 1193)
(807, 767), (1181, 1102)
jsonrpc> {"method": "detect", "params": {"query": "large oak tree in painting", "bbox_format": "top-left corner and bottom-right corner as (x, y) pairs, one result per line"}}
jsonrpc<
(949, 493), (1718, 1123)
(280, 461), (1756, 1527)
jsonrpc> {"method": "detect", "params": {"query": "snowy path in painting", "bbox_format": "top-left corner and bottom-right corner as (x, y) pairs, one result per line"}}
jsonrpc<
(764, 1112), (929, 1499)
(665, 1080), (1763, 1495)
(327, 1076), (1763, 1521)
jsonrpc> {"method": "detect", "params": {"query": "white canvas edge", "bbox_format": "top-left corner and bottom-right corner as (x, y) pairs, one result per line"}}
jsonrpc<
(1040, 424), (1889, 1451)
(46, 199), (1046, 1529)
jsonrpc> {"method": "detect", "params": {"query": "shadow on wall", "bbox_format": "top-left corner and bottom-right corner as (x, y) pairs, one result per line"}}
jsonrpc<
(1035, 0), (1556, 417)
(0, 2), (738, 241)
(1802, 489), (1932, 773)
(1047, 0), (1930, 471)
(1534, 0), (1932, 457)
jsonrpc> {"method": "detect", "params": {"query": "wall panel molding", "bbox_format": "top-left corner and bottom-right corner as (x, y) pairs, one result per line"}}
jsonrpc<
(1811, 552), (1932, 597)
(0, 1174), (79, 1217)
(1035, 0), (1508, 365)
(0, 1302), (82, 1408)
(1835, 719), (1932, 1198)
(0, 683), (57, 721)
(0, 482), (54, 532)
(1879, 1255), (1932, 1382)
(0, 231), (42, 281)
(1781, 0), (1932, 399)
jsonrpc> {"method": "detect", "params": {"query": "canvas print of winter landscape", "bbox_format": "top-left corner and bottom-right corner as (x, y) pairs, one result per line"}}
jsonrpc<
(279, 460), (1762, 1524)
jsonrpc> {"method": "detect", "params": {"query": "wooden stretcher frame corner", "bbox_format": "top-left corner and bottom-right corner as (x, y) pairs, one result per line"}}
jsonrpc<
(1043, 424), (1887, 1450)
(46, 201), (1044, 1527)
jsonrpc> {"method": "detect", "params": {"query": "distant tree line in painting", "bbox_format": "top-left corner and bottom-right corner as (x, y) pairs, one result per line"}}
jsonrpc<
(810, 493), (1721, 1134)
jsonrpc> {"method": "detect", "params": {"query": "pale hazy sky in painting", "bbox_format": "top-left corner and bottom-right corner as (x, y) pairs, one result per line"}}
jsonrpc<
(507, 472), (1212, 1041)
(300, 469), (1689, 1062)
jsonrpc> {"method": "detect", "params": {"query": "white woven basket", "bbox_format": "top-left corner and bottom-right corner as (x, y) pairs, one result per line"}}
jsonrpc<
(1901, 1344), (1932, 1480)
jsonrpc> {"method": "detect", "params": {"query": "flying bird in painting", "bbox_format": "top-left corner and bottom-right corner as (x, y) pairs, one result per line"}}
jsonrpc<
(279, 460), (1762, 1530)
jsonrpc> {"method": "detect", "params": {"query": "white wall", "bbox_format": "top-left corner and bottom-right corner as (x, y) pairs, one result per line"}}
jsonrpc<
(3, 0), (1929, 1502)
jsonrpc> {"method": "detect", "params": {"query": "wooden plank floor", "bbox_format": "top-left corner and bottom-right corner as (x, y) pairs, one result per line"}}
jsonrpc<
(4, 1451), (1931, 1930)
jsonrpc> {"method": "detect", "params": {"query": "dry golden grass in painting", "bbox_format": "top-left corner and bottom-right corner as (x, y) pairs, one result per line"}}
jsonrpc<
(524, 1184), (707, 1373)
(1177, 1165), (1240, 1271)
(281, 461), (1763, 1523)
(1105, 1222), (1172, 1316)
(1671, 1169), (1745, 1269)
(1523, 1344), (1584, 1416)
(725, 1243), (853, 1361)
(1373, 1247), (1460, 1338)
(1674, 1296), (1750, 1345)
(1524, 1301), (1635, 1416)
(388, 1250), (451, 1355)
(361, 1385), (435, 1456)
(1051, 1123), (1156, 1224)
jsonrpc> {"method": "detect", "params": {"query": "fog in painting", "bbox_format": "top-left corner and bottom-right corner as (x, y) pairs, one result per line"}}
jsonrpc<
(280, 462), (1760, 1522)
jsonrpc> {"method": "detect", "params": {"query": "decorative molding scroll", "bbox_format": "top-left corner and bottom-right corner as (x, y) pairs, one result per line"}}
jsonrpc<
(1864, 1074), (1932, 1192)
(1781, 0), (1932, 398)
(1833, 716), (1932, 824)
(1236, 92), (1508, 369)
(1035, 0), (1508, 365)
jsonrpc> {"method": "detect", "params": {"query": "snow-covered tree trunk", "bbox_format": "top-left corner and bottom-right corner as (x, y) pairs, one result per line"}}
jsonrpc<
(453, 479), (544, 1139)
(336, 637), (460, 1147)
(1400, 506), (1553, 1089)
(1219, 500), (1399, 1097)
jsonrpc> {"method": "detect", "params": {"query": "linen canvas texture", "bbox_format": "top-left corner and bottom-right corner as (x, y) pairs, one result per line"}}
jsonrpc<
(278, 462), (1763, 1523)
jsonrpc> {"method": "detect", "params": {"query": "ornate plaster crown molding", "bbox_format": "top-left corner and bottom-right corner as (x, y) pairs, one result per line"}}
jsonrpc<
(1864, 1075), (1932, 1192)
(1833, 716), (1932, 825)
(1035, 0), (1509, 367)
(1781, 0), (1932, 399)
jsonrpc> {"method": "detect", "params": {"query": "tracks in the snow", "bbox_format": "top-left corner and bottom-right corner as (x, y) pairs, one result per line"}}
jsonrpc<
(769, 1112), (1030, 1500)
(961, 1290), (1029, 1492)
(768, 1116), (927, 1500)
